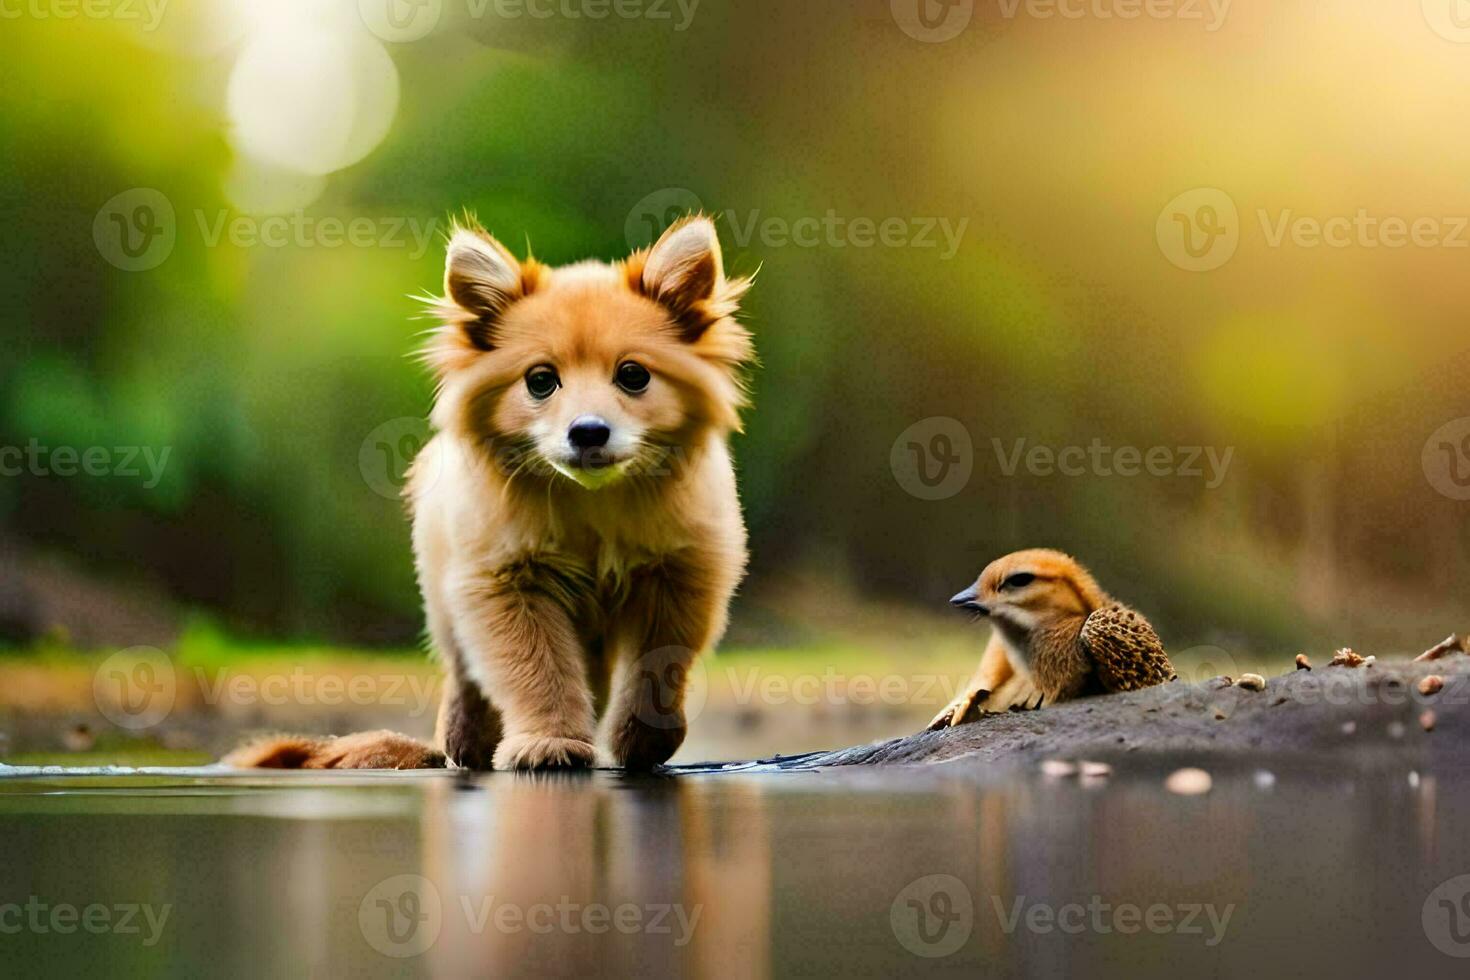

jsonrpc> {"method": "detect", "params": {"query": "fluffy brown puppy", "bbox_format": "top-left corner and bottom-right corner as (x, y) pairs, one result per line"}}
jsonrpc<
(229, 216), (754, 771)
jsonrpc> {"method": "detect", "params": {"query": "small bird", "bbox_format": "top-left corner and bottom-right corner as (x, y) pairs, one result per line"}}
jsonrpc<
(928, 548), (1175, 730)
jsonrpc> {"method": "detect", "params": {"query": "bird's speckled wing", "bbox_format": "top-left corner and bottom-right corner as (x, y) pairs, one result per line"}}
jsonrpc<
(1079, 603), (1176, 693)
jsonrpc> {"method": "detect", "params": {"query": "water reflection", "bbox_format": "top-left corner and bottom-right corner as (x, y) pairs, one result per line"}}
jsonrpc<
(412, 774), (769, 978)
(0, 761), (1465, 978)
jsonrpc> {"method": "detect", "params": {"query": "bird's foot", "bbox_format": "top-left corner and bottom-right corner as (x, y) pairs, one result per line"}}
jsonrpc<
(926, 687), (992, 731)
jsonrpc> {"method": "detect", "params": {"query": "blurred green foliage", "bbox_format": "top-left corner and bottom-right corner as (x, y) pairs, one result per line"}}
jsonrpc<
(1, 2), (1466, 655)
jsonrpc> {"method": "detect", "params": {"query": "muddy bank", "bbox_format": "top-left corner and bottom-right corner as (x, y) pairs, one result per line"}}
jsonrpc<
(762, 649), (1470, 772)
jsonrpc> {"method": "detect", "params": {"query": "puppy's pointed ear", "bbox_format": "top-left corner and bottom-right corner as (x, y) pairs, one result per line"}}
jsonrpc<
(640, 216), (728, 339)
(444, 227), (524, 350)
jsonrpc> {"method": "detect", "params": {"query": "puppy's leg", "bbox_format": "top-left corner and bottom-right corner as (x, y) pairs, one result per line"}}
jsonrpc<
(435, 669), (501, 770)
(602, 558), (727, 771)
(425, 587), (502, 769)
(454, 574), (597, 770)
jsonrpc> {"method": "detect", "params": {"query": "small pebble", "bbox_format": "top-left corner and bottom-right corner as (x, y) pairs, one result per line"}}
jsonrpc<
(1295, 654), (1312, 671)
(1387, 721), (1406, 739)
(1080, 761), (1112, 778)
(1419, 675), (1444, 697)
(1236, 673), (1266, 691)
(1165, 768), (1212, 795)
(1041, 759), (1078, 778)
(1253, 770), (1276, 789)
(1341, 721), (1357, 735)
(1416, 634), (1465, 663)
(1421, 710), (1437, 732)
(1364, 656), (1376, 667)
(1409, 771), (1421, 789)
(1213, 708), (1228, 720)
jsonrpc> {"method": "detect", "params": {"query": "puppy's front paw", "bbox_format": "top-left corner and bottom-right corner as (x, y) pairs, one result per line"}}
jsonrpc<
(444, 728), (498, 771)
(611, 714), (686, 772)
(492, 733), (597, 771)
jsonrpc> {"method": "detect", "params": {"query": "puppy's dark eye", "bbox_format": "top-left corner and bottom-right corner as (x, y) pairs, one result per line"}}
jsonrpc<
(615, 360), (651, 393)
(1002, 573), (1035, 590)
(525, 366), (559, 400)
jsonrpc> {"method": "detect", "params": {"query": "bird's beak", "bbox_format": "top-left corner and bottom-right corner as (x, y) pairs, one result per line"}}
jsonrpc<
(950, 585), (988, 615)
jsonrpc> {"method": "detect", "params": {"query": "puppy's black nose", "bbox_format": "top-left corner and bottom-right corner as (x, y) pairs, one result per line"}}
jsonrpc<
(568, 416), (611, 449)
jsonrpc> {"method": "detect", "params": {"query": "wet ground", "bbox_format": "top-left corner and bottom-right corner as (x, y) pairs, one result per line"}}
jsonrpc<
(3, 753), (1469, 978)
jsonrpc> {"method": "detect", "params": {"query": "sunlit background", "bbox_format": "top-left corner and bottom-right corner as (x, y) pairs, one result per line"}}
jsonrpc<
(1, 0), (1468, 762)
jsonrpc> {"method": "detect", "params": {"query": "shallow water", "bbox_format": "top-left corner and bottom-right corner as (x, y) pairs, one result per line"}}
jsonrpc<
(0, 758), (1465, 978)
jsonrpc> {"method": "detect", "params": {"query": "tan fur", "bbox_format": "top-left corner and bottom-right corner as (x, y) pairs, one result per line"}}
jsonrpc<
(223, 730), (445, 770)
(227, 216), (753, 771)
(929, 548), (1173, 729)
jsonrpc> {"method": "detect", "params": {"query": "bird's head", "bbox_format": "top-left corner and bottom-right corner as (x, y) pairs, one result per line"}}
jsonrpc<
(949, 548), (1109, 636)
